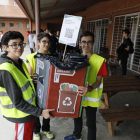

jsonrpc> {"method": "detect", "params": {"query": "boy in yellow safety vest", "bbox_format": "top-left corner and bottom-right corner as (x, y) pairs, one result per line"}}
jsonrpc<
(26, 33), (54, 140)
(64, 31), (108, 140)
(0, 31), (54, 140)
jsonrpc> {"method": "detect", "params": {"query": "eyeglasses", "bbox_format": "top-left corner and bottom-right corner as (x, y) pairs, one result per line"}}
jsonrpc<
(6, 43), (26, 49)
(81, 41), (93, 46)
(41, 40), (51, 45)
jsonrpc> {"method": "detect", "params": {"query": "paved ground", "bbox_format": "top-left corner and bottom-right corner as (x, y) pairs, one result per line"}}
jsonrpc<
(0, 47), (140, 140)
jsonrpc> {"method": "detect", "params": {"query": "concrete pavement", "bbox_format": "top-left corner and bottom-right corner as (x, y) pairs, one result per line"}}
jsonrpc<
(0, 47), (140, 140)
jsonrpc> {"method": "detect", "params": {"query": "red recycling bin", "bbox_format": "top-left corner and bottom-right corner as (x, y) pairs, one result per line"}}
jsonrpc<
(46, 65), (88, 118)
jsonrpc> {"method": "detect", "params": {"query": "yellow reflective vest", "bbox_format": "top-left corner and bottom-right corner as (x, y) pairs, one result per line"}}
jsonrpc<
(26, 52), (37, 74)
(83, 54), (105, 107)
(0, 61), (36, 118)
(26, 52), (50, 74)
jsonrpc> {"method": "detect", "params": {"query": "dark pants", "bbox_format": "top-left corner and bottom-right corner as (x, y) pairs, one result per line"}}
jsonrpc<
(121, 58), (128, 75)
(34, 117), (50, 134)
(30, 48), (34, 54)
(73, 106), (97, 140)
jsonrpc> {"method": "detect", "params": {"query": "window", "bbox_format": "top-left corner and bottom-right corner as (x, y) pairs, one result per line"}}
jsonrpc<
(14, 1), (18, 6)
(87, 19), (108, 54)
(18, 23), (23, 28)
(0, 0), (9, 5)
(26, 23), (30, 29)
(1, 22), (5, 28)
(111, 13), (140, 73)
(9, 23), (14, 28)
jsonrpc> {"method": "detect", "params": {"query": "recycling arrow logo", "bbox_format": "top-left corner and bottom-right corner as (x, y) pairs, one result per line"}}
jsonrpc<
(62, 97), (72, 106)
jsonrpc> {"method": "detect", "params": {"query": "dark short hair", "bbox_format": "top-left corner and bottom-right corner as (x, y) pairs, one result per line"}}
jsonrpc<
(32, 30), (36, 34)
(80, 31), (94, 43)
(49, 29), (54, 34)
(40, 29), (44, 33)
(1, 31), (24, 45)
(123, 29), (130, 35)
(0, 31), (3, 33)
(37, 33), (51, 42)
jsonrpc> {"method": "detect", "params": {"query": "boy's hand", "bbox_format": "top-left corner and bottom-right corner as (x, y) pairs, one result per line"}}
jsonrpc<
(30, 73), (37, 83)
(41, 109), (55, 119)
(78, 82), (88, 96)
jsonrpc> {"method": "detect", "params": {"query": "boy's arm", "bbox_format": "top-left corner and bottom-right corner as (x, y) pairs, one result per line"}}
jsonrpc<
(79, 61), (107, 96)
(125, 46), (130, 51)
(78, 76), (102, 96)
(0, 70), (42, 117)
(89, 76), (102, 91)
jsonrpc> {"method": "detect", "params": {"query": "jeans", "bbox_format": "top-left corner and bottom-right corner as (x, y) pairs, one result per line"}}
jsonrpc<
(73, 106), (97, 140)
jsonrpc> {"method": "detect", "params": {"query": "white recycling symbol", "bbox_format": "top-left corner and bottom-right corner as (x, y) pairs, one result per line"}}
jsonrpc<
(62, 97), (72, 106)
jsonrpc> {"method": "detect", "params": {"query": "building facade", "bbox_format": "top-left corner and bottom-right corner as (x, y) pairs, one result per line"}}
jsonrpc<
(80, 0), (140, 74)
(0, 0), (30, 43)
(9, 0), (140, 74)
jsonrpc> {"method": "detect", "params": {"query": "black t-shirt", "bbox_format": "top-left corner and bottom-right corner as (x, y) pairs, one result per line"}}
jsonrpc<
(123, 38), (131, 47)
(120, 38), (131, 61)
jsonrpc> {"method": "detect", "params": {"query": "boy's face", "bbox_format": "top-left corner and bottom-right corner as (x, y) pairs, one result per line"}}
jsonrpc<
(123, 32), (128, 38)
(4, 38), (24, 58)
(80, 36), (93, 53)
(56, 31), (60, 36)
(38, 37), (50, 52)
(46, 30), (49, 34)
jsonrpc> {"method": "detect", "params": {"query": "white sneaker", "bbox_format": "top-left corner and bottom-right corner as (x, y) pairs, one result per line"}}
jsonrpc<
(42, 131), (54, 139)
(33, 133), (41, 140)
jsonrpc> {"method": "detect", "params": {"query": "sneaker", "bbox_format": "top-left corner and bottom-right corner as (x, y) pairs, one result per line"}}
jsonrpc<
(42, 131), (54, 139)
(63, 134), (81, 140)
(33, 133), (41, 140)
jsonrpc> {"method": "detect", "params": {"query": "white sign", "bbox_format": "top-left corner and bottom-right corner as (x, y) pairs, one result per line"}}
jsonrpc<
(59, 14), (82, 47)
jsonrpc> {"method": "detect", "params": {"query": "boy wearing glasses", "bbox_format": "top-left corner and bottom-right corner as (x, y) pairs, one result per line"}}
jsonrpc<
(26, 33), (54, 140)
(64, 31), (107, 140)
(0, 31), (54, 140)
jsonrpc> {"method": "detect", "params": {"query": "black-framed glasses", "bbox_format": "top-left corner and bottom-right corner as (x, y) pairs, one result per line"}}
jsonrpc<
(41, 40), (51, 45)
(6, 43), (26, 49)
(81, 41), (93, 46)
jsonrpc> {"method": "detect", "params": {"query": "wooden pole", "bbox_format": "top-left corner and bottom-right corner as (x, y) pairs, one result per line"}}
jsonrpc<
(62, 44), (67, 61)
(35, 0), (40, 51)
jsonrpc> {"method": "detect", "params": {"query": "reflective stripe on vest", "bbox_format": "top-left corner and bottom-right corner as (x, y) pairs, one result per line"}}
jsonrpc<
(94, 83), (103, 91)
(21, 81), (30, 92)
(0, 100), (15, 109)
(0, 92), (36, 109)
(0, 91), (8, 96)
(84, 96), (102, 102)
